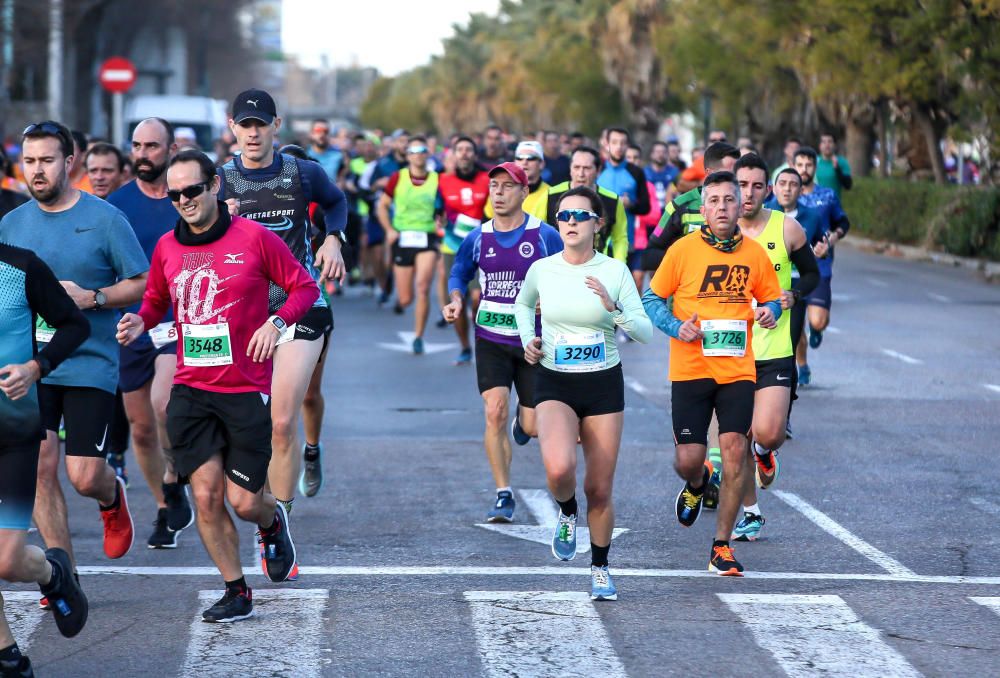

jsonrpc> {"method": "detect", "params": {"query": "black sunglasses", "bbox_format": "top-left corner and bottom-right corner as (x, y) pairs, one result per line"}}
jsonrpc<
(167, 182), (210, 203)
(22, 122), (72, 151)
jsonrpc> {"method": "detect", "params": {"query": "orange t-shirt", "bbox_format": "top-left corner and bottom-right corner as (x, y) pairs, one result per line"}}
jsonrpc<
(649, 230), (782, 384)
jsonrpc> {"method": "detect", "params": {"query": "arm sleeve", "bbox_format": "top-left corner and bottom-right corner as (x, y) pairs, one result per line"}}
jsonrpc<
(789, 243), (820, 298)
(25, 254), (90, 373)
(641, 287), (681, 338)
(836, 157), (853, 190)
(136, 243), (171, 331)
(611, 265), (652, 343)
(447, 229), (480, 295)
(513, 263), (540, 349)
(629, 165), (651, 216)
(259, 229), (321, 326)
(752, 249), (785, 321)
(609, 200), (628, 262)
(300, 160), (347, 234)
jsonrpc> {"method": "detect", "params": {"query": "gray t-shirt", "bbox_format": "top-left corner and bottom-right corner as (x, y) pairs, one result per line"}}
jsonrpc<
(0, 191), (148, 393)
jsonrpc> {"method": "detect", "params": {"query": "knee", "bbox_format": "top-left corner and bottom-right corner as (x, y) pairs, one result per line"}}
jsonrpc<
(583, 481), (612, 511)
(415, 278), (432, 296)
(70, 468), (106, 498)
(546, 461), (575, 487)
(150, 398), (169, 428)
(673, 455), (702, 480)
(754, 426), (785, 452)
(228, 493), (259, 522)
(483, 397), (508, 431)
(130, 421), (157, 452)
(720, 438), (748, 470)
(303, 389), (323, 412)
(0, 561), (18, 583)
(192, 485), (224, 519)
(271, 413), (295, 443)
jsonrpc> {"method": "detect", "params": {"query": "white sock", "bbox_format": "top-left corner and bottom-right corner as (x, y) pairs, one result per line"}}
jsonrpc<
(496, 486), (512, 495)
(753, 441), (769, 457)
(744, 503), (761, 516)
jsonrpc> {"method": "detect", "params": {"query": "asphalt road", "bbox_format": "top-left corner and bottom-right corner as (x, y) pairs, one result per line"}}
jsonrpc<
(7, 244), (1000, 677)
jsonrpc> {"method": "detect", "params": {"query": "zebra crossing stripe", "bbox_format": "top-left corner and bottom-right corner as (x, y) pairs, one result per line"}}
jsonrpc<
(970, 597), (1000, 616)
(0, 592), (45, 651)
(718, 594), (921, 677)
(181, 588), (329, 677)
(464, 591), (626, 677)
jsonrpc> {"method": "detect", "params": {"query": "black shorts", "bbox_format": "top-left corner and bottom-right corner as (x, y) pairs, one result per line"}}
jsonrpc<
(38, 384), (116, 458)
(392, 232), (440, 267)
(0, 445), (39, 531)
(755, 357), (796, 390)
(534, 363), (625, 419)
(109, 389), (130, 455)
(805, 276), (832, 309)
(627, 250), (643, 272)
(119, 339), (177, 393)
(475, 337), (536, 406)
(288, 305), (334, 355)
(165, 384), (272, 493)
(671, 379), (755, 446)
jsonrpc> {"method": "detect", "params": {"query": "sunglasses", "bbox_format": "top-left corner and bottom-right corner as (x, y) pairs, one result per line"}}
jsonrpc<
(23, 122), (72, 149)
(515, 155), (540, 162)
(167, 182), (210, 203)
(406, 146), (428, 154)
(556, 209), (599, 223)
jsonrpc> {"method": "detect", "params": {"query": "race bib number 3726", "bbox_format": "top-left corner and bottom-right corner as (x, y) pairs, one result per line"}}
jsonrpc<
(700, 319), (747, 357)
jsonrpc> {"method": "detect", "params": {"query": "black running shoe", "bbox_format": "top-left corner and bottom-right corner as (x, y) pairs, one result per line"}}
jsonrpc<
(201, 587), (253, 623)
(259, 503), (297, 583)
(147, 508), (178, 549)
(0, 655), (33, 678)
(40, 548), (88, 638)
(675, 465), (709, 527)
(163, 481), (194, 533)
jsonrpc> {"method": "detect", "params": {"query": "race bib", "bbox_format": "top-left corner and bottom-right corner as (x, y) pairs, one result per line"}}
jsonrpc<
(148, 321), (178, 349)
(454, 213), (480, 240)
(553, 331), (607, 373)
(475, 299), (518, 336)
(399, 230), (429, 249)
(181, 322), (233, 367)
(701, 319), (747, 357)
(276, 323), (297, 346)
(35, 316), (56, 344)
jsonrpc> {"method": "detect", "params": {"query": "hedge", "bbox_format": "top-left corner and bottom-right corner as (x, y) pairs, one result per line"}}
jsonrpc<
(841, 177), (1000, 262)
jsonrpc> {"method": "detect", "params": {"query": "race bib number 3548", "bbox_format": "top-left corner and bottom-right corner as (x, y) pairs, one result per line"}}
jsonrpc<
(181, 322), (233, 367)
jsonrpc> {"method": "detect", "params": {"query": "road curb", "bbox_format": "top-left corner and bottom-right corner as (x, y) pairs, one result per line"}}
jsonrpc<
(841, 235), (1000, 283)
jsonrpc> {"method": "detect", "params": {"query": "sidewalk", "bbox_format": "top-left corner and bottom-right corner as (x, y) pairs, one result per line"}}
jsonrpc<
(842, 235), (1000, 283)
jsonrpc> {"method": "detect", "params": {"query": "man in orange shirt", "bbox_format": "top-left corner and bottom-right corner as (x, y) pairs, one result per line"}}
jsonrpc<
(642, 170), (782, 576)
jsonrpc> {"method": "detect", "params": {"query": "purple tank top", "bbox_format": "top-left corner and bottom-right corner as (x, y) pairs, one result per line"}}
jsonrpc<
(475, 216), (545, 346)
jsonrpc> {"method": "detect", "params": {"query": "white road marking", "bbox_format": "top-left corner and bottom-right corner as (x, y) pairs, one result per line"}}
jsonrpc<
(773, 490), (916, 577)
(182, 589), (329, 677)
(983, 384), (1000, 395)
(969, 497), (1000, 517)
(866, 277), (890, 288)
(881, 348), (923, 365)
(719, 594), (920, 677)
(625, 376), (648, 395)
(0, 592), (44, 651)
(927, 292), (951, 303)
(475, 489), (628, 554)
(826, 325), (842, 334)
(377, 330), (457, 355)
(831, 293), (854, 302)
(970, 597), (1000, 616)
(465, 591), (626, 678)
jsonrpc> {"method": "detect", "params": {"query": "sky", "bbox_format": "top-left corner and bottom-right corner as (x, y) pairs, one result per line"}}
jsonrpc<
(281, 0), (503, 76)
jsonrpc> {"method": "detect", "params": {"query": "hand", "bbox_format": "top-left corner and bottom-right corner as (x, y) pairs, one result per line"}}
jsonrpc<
(585, 276), (615, 313)
(116, 313), (146, 346)
(755, 306), (777, 329)
(831, 155), (840, 169)
(60, 280), (95, 310)
(385, 227), (399, 248)
(442, 297), (463, 323)
(780, 290), (796, 310)
(315, 236), (347, 285)
(621, 194), (633, 210)
(0, 361), (41, 400)
(678, 313), (703, 343)
(827, 230), (840, 246)
(247, 321), (281, 363)
(523, 337), (543, 364)
(813, 238), (829, 259)
(225, 198), (240, 216)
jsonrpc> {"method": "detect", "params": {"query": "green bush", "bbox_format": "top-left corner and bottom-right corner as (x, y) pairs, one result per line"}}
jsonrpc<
(841, 177), (1000, 261)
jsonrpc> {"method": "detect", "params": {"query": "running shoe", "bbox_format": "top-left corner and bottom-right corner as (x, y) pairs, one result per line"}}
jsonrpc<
(675, 464), (709, 527)
(703, 467), (721, 511)
(147, 508), (178, 549)
(436, 315), (448, 329)
(299, 444), (323, 498)
(551, 512), (577, 561)
(486, 490), (515, 523)
(510, 410), (531, 446)
(40, 548), (88, 637)
(709, 543), (744, 576)
(378, 289), (391, 306)
(106, 452), (128, 488)
(163, 481), (194, 533)
(201, 587), (253, 623)
(754, 449), (780, 490)
(732, 512), (766, 542)
(0, 654), (33, 677)
(590, 565), (617, 601)
(393, 303), (404, 315)
(785, 419), (794, 440)
(454, 347), (472, 365)
(100, 476), (134, 559)
(809, 328), (823, 349)
(797, 364), (811, 387)
(412, 337), (424, 355)
(259, 503), (297, 583)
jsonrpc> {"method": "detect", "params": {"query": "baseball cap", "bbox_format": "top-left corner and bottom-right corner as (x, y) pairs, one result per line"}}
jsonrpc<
(488, 161), (528, 186)
(232, 89), (277, 124)
(514, 141), (543, 160)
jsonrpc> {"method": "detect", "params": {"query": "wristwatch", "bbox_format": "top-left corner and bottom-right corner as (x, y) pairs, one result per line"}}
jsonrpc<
(268, 315), (287, 333)
(613, 301), (624, 314)
(93, 290), (107, 310)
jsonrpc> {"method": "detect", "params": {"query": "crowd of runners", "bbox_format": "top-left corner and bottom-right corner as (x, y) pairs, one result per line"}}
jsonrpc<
(0, 87), (853, 674)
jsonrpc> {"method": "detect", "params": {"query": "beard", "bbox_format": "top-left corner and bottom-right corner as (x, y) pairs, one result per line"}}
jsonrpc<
(28, 170), (66, 204)
(135, 160), (166, 183)
(313, 138), (329, 150)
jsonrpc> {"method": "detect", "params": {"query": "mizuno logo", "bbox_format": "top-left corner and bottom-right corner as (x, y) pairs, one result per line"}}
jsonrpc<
(95, 424), (109, 453)
(246, 99), (259, 108)
(224, 253), (244, 264)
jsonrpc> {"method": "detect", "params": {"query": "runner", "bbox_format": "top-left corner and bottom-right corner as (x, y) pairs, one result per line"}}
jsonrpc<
(485, 141), (550, 222)
(219, 89), (347, 513)
(0, 121), (146, 575)
(376, 135), (442, 355)
(438, 136), (489, 365)
(645, 141), (680, 210)
(307, 119), (346, 186)
(598, 127), (650, 275)
(480, 125), (511, 169)
(541, 130), (570, 186)
(642, 170), (783, 576)
(816, 133), (853, 199)
(117, 149), (318, 622)
(444, 162), (562, 522)
(546, 147), (628, 263)
(108, 117), (195, 548)
(0, 242), (91, 675)
(84, 143), (125, 199)
(515, 186), (651, 600)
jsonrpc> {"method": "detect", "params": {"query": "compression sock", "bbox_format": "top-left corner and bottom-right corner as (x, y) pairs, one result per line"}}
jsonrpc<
(556, 495), (578, 517)
(225, 576), (248, 595)
(304, 444), (320, 462)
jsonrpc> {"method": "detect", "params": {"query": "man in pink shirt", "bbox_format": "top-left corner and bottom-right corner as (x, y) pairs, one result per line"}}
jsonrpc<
(117, 150), (318, 623)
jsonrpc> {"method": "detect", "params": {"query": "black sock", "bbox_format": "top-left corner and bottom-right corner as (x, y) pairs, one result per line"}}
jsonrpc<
(688, 466), (710, 493)
(304, 443), (320, 461)
(100, 479), (121, 511)
(556, 495), (577, 517)
(0, 643), (23, 663)
(713, 539), (730, 549)
(591, 543), (610, 567)
(225, 576), (247, 594)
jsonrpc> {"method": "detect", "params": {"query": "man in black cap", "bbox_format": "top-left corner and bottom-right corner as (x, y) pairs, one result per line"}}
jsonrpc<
(219, 89), (348, 542)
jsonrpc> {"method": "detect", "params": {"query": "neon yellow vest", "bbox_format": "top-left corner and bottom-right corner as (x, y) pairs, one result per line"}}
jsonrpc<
(751, 209), (793, 360)
(393, 169), (438, 233)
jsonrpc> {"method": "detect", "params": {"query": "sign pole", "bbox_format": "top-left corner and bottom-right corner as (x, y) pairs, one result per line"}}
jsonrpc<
(112, 91), (124, 147)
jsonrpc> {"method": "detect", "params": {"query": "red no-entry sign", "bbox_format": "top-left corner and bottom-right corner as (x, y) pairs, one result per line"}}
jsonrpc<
(99, 57), (137, 94)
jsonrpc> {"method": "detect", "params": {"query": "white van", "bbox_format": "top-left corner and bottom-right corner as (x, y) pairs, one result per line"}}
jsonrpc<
(124, 95), (228, 159)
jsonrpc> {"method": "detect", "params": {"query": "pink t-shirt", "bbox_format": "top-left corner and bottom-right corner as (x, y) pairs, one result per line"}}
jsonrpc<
(635, 180), (662, 250)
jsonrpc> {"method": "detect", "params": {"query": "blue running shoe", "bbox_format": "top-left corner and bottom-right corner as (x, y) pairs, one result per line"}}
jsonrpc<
(455, 347), (472, 365)
(551, 512), (577, 561)
(732, 512), (766, 541)
(809, 328), (823, 349)
(412, 337), (424, 355)
(797, 364), (811, 386)
(591, 565), (617, 601)
(511, 412), (530, 446)
(486, 490), (515, 523)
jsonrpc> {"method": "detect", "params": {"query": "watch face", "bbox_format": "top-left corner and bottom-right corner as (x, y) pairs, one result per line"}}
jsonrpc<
(95, 291), (107, 306)
(272, 317), (286, 330)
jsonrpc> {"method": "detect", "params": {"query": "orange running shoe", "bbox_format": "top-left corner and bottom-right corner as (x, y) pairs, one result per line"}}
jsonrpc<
(709, 542), (744, 576)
